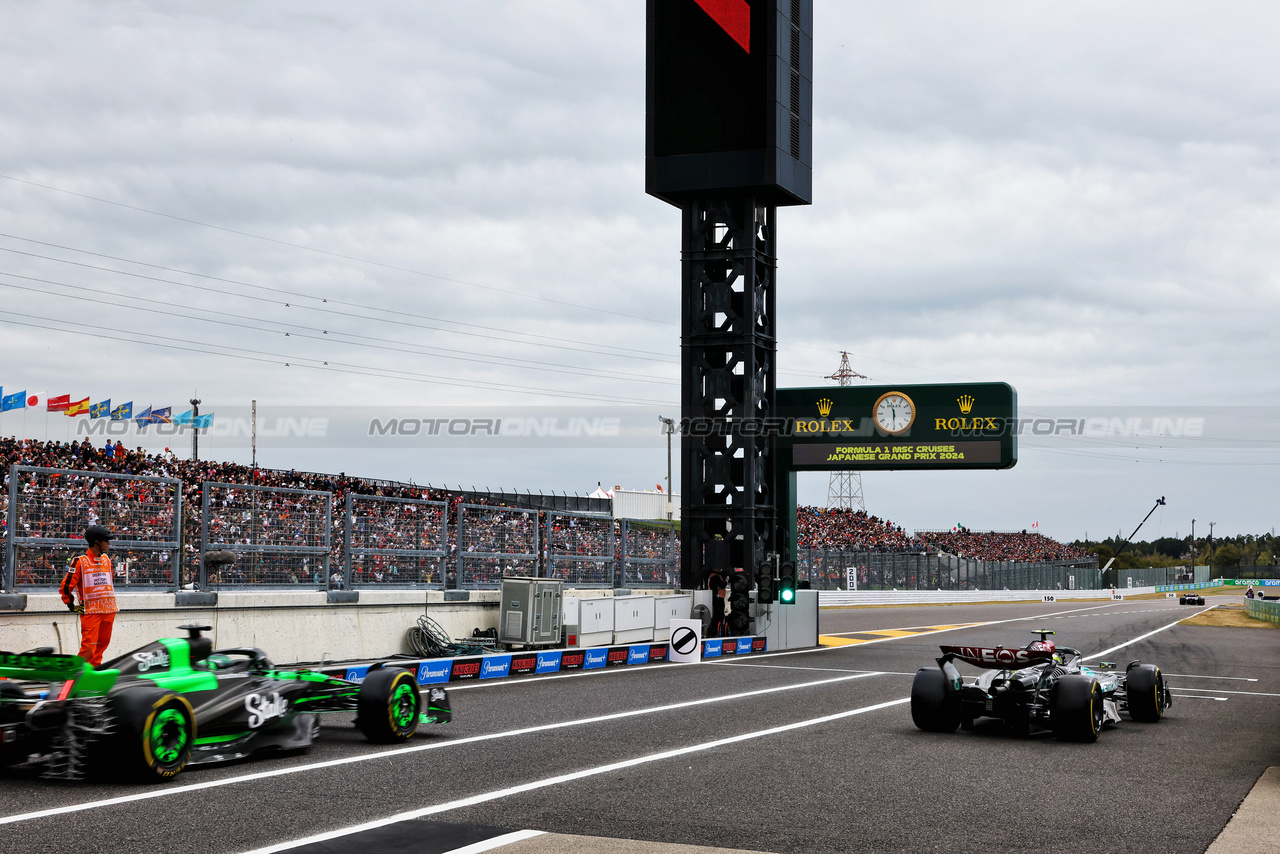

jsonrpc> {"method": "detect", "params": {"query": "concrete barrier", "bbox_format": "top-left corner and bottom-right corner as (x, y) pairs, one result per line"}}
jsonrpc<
(0, 589), (640, 665)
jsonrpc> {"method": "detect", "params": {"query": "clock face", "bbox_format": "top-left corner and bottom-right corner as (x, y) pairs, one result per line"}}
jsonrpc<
(874, 392), (916, 435)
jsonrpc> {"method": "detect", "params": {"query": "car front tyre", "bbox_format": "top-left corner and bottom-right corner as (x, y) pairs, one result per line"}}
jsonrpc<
(356, 668), (421, 743)
(1126, 664), (1167, 722)
(1051, 675), (1103, 742)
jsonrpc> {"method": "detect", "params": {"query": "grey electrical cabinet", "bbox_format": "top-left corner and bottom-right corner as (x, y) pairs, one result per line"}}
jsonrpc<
(498, 578), (564, 647)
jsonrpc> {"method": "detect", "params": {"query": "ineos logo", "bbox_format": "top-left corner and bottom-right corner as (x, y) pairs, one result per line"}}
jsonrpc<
(671, 627), (699, 655)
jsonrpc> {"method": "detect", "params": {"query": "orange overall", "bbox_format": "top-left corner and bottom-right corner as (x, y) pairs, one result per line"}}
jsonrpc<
(59, 553), (119, 666)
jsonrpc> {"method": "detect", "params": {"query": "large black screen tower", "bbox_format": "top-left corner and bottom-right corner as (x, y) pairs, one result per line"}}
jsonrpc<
(646, 0), (812, 612)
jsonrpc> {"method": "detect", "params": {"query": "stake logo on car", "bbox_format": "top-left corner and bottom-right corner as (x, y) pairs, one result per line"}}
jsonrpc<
(132, 649), (170, 672)
(245, 692), (288, 728)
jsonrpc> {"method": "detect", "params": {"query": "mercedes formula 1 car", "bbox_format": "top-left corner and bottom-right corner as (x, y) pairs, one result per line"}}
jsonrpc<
(1179, 593), (1206, 605)
(0, 625), (450, 782)
(911, 630), (1170, 742)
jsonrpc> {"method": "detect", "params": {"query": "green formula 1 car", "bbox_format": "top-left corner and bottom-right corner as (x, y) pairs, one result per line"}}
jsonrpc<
(0, 625), (450, 782)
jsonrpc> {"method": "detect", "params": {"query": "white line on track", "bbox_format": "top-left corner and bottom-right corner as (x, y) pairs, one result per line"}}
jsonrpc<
(752, 602), (1126, 661)
(1170, 694), (1229, 701)
(238, 696), (913, 854)
(447, 830), (545, 853)
(1082, 605), (1217, 661)
(1169, 687), (1280, 698)
(719, 663), (913, 675)
(0, 670), (889, 827)
(1167, 674), (1259, 682)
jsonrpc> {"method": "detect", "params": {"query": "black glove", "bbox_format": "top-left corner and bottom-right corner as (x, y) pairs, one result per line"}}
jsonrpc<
(67, 602), (84, 614)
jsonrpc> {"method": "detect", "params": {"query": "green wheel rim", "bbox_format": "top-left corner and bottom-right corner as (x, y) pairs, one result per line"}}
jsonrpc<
(391, 681), (417, 729)
(150, 708), (189, 765)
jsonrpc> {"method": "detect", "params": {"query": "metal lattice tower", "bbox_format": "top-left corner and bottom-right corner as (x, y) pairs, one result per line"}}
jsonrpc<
(680, 199), (777, 590)
(825, 352), (867, 512)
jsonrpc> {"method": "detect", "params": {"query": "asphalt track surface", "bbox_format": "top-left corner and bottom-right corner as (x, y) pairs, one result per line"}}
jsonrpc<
(3, 598), (1278, 854)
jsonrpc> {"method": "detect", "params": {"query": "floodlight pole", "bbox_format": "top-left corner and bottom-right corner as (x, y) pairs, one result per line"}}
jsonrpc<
(189, 398), (201, 462)
(659, 416), (675, 520)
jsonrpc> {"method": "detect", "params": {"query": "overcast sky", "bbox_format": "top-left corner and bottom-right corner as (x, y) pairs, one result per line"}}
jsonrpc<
(1, 1), (1277, 542)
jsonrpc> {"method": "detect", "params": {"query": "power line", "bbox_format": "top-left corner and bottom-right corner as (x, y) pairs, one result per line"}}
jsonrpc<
(0, 272), (679, 387)
(0, 241), (677, 363)
(0, 174), (674, 325)
(0, 309), (675, 406)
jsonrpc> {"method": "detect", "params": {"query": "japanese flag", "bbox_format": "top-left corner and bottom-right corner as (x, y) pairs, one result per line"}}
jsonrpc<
(25, 391), (46, 409)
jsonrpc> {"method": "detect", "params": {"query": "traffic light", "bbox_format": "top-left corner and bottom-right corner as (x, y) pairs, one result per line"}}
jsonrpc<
(778, 561), (797, 605)
(757, 568), (775, 604)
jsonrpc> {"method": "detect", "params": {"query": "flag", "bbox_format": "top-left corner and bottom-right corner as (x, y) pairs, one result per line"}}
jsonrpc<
(25, 392), (46, 410)
(1, 390), (22, 411)
(1031, 521), (1039, 528)
(111, 401), (132, 420)
(134, 406), (153, 424)
(90, 399), (110, 418)
(150, 407), (172, 424)
(194, 413), (214, 429)
(655, 484), (663, 493)
(173, 409), (193, 426)
(67, 397), (90, 417)
(47, 394), (71, 413)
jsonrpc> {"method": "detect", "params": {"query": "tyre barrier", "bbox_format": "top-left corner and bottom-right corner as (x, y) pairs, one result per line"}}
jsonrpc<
(318, 636), (769, 686)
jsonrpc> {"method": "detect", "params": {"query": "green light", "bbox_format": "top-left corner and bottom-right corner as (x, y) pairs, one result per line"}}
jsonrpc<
(781, 589), (795, 602)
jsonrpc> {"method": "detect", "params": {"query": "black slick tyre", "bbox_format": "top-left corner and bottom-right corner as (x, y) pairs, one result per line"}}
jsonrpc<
(107, 689), (195, 782)
(910, 668), (959, 733)
(1126, 663), (1167, 722)
(356, 668), (420, 743)
(1052, 675), (1103, 743)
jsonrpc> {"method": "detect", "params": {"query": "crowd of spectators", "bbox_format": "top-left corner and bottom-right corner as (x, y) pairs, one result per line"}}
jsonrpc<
(796, 507), (1085, 563)
(0, 436), (679, 587)
(3, 437), (1083, 587)
(797, 507), (916, 552)
(915, 527), (1088, 562)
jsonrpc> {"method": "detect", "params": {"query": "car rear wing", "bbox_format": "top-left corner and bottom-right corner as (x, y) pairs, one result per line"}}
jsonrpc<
(938, 646), (1054, 670)
(0, 650), (117, 697)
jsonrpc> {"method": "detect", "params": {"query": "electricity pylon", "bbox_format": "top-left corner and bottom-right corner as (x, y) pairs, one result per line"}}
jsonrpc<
(825, 352), (867, 512)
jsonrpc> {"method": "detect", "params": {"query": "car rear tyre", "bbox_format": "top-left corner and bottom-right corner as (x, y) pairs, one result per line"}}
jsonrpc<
(356, 668), (420, 743)
(1052, 675), (1103, 742)
(106, 689), (195, 782)
(911, 668), (960, 733)
(1126, 663), (1167, 722)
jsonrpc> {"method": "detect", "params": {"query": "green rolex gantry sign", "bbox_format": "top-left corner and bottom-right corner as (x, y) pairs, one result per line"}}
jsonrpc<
(777, 382), (1018, 471)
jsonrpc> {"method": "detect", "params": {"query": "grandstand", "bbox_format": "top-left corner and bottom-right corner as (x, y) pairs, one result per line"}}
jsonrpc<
(2, 437), (1088, 591)
(0, 436), (648, 589)
(795, 505), (1086, 562)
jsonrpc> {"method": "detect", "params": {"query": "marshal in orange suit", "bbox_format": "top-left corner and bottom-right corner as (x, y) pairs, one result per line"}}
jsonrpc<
(59, 525), (119, 666)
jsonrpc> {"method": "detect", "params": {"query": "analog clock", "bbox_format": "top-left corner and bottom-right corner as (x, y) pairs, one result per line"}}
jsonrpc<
(873, 391), (916, 436)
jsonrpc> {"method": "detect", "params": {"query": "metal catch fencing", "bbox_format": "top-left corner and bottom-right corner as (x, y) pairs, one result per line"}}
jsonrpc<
(544, 511), (614, 587)
(456, 504), (539, 588)
(797, 549), (1100, 592)
(343, 493), (447, 588)
(4, 465), (182, 590)
(198, 482), (332, 587)
(618, 519), (679, 589)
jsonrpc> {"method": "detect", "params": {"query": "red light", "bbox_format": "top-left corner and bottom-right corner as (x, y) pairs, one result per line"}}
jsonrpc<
(694, 0), (750, 52)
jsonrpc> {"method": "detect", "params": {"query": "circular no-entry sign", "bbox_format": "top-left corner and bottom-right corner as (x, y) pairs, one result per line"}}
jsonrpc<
(671, 626), (699, 655)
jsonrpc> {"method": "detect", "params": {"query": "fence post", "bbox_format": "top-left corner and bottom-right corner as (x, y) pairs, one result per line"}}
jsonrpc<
(4, 465), (16, 592)
(454, 508), (464, 589)
(172, 479), (183, 590)
(199, 482), (210, 589)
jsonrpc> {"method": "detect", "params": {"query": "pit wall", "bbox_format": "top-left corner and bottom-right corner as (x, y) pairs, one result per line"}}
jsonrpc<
(0, 589), (627, 665)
